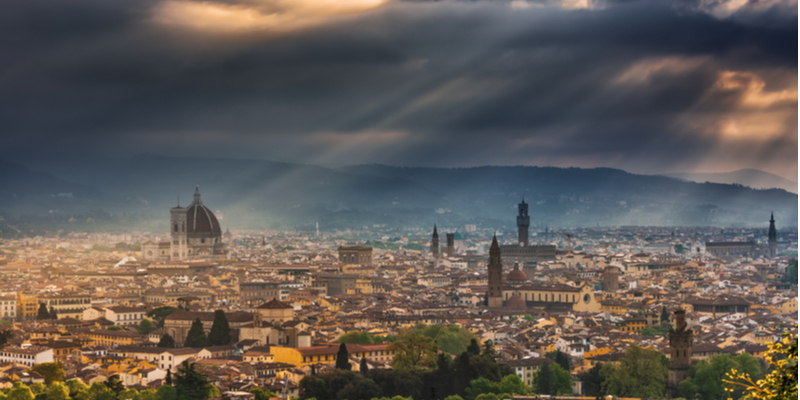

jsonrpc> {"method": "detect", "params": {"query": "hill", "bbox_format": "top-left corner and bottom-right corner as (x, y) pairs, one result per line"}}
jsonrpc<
(666, 169), (797, 193)
(0, 156), (796, 233)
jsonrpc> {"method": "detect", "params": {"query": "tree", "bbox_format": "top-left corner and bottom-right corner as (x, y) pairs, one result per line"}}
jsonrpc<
(577, 363), (604, 398)
(155, 385), (177, 400)
(158, 333), (176, 348)
(166, 369), (173, 385)
(104, 375), (125, 395)
(482, 341), (496, 361)
(388, 332), (438, 373)
(65, 379), (89, 400)
(498, 374), (530, 395)
(534, 362), (553, 395)
(336, 343), (351, 370)
(467, 339), (481, 356)
(207, 310), (231, 346)
(183, 318), (208, 348)
(298, 376), (327, 400)
(134, 389), (158, 400)
(174, 361), (215, 400)
(86, 383), (116, 400)
(137, 319), (156, 335)
(107, 326), (123, 331)
(660, 305), (669, 323)
(8, 382), (35, 400)
(30, 382), (46, 396)
(465, 377), (500, 400)
(600, 344), (667, 398)
(147, 306), (178, 328)
(336, 376), (382, 400)
(31, 362), (65, 385)
(782, 261), (797, 283)
(119, 389), (139, 400)
(250, 388), (276, 400)
(48, 306), (58, 320)
(725, 331), (797, 400)
(546, 350), (571, 371)
(360, 357), (369, 374)
(37, 303), (49, 320)
(0, 330), (13, 346)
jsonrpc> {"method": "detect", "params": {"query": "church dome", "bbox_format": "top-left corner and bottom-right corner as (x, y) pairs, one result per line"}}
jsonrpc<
(506, 294), (526, 308)
(507, 261), (527, 282)
(186, 186), (221, 234)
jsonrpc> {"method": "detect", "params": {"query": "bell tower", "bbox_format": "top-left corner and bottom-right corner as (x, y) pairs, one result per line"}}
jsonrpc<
(170, 196), (187, 261)
(768, 212), (777, 258)
(487, 235), (504, 307)
(517, 198), (530, 247)
(668, 309), (693, 396)
(431, 225), (440, 259)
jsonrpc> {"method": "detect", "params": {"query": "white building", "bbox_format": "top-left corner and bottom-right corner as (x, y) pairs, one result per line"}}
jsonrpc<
(83, 306), (148, 326)
(0, 346), (54, 367)
(0, 295), (16, 321)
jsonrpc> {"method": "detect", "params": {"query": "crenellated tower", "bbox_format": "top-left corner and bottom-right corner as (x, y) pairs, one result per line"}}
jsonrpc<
(431, 225), (440, 259)
(667, 309), (693, 396)
(517, 198), (530, 247)
(768, 212), (777, 258)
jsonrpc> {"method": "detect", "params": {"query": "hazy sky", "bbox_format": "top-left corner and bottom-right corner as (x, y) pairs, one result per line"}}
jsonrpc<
(1, 0), (796, 179)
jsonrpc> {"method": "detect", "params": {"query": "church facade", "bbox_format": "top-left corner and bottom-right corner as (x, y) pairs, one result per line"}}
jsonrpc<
(142, 186), (225, 261)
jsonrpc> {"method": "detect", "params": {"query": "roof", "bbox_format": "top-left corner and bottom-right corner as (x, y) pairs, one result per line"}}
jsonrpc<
(185, 187), (221, 234)
(257, 298), (293, 310)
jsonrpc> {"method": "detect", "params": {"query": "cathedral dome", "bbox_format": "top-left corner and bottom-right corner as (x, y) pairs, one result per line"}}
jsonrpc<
(507, 261), (527, 282)
(185, 186), (221, 234)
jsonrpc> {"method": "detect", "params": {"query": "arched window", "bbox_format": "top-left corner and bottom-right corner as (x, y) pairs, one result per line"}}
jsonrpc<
(174, 224), (178, 232)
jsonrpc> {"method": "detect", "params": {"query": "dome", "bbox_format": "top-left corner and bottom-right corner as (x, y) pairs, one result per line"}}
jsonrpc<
(186, 186), (221, 234)
(508, 269), (528, 282)
(506, 294), (526, 308)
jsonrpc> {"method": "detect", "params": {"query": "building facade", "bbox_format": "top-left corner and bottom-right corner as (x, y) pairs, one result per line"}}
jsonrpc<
(668, 309), (693, 397)
(338, 246), (373, 266)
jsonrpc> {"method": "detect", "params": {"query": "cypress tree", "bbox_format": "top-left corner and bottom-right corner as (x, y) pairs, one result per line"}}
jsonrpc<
(207, 310), (231, 346)
(467, 339), (481, 355)
(536, 362), (553, 395)
(660, 305), (669, 323)
(165, 369), (172, 385)
(49, 306), (58, 320)
(183, 318), (208, 348)
(158, 333), (176, 348)
(360, 357), (369, 374)
(174, 361), (214, 400)
(37, 303), (50, 320)
(335, 343), (351, 370)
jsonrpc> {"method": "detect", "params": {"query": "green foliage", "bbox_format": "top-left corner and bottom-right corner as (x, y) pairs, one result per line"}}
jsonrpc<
(338, 331), (392, 345)
(104, 375), (125, 395)
(725, 330), (797, 400)
(250, 388), (277, 400)
(467, 339), (481, 356)
(533, 363), (572, 395)
(599, 344), (667, 398)
(388, 332), (438, 373)
(443, 396), (464, 400)
(7, 382), (35, 400)
(640, 326), (670, 338)
(45, 382), (69, 400)
(29, 384), (45, 396)
(401, 324), (476, 355)
(30, 362), (65, 385)
(452, 352), (501, 397)
(546, 350), (571, 371)
(147, 307), (178, 328)
(154, 385), (177, 400)
(107, 326), (123, 331)
(183, 318), (208, 348)
(782, 261), (798, 284)
(133, 389), (157, 400)
(361, 357), (369, 374)
(137, 319), (156, 335)
(0, 330), (12, 346)
(336, 343), (351, 370)
(65, 379), (89, 400)
(481, 341), (496, 361)
(118, 389), (139, 400)
(208, 310), (231, 346)
(577, 362), (604, 397)
(660, 305), (669, 323)
(174, 361), (215, 400)
(158, 334), (175, 348)
(86, 383), (116, 400)
(465, 375), (530, 400)
(680, 353), (764, 400)
(37, 303), (50, 320)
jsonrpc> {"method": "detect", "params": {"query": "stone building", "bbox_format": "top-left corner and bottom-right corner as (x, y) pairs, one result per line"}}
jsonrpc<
(487, 235), (504, 308)
(668, 309), (693, 397)
(142, 186), (225, 261)
(500, 199), (557, 262)
(704, 241), (756, 257)
(338, 245), (373, 266)
(163, 310), (254, 346)
(446, 233), (455, 257)
(431, 225), (440, 259)
(601, 265), (620, 292)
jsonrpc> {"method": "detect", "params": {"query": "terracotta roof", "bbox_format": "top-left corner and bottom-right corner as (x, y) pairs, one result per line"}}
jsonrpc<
(257, 298), (293, 310)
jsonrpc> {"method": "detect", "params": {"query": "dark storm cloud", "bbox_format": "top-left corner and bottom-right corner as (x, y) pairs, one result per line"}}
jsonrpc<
(0, 0), (796, 178)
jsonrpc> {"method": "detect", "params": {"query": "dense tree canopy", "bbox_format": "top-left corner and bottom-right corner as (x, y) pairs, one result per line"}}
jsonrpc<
(387, 332), (438, 373)
(31, 363), (65, 385)
(600, 344), (667, 398)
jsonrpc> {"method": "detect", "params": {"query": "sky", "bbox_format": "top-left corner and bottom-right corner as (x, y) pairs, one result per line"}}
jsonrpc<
(0, 0), (797, 180)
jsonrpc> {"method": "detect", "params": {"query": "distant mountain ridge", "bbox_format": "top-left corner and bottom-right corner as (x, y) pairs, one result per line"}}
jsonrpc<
(666, 169), (797, 193)
(0, 155), (796, 231)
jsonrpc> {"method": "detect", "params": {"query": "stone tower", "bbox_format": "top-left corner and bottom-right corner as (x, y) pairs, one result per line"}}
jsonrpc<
(668, 309), (693, 396)
(602, 265), (619, 292)
(517, 198), (530, 247)
(446, 233), (455, 257)
(170, 198), (187, 261)
(487, 235), (504, 307)
(431, 225), (440, 259)
(768, 212), (777, 258)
